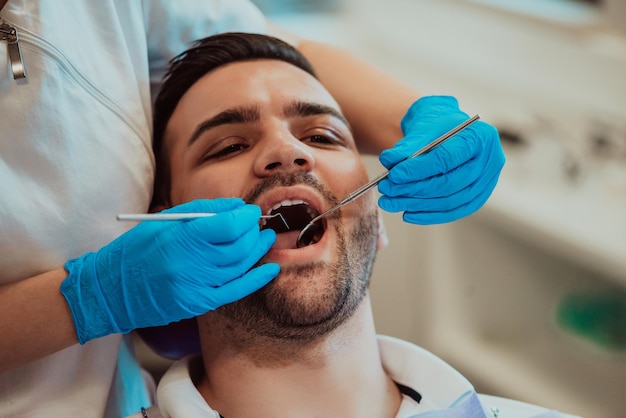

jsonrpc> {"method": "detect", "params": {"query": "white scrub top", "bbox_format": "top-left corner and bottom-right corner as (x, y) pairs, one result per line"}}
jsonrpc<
(0, 0), (266, 416)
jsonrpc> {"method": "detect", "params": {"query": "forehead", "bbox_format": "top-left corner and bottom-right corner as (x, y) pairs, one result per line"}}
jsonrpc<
(167, 60), (341, 134)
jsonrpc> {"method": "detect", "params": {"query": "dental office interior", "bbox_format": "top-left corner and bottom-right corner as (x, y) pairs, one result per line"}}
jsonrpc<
(136, 0), (626, 417)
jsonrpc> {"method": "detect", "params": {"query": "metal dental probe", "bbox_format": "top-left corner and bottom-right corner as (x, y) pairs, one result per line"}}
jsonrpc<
(295, 115), (481, 248)
(117, 212), (289, 229)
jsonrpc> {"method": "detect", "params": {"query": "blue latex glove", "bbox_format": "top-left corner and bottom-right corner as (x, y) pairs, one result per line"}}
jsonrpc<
(378, 96), (505, 224)
(61, 198), (278, 344)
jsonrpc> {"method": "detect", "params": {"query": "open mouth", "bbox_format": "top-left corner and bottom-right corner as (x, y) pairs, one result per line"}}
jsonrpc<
(260, 199), (326, 248)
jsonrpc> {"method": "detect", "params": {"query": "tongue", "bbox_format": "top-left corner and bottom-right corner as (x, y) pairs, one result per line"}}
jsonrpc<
(272, 230), (300, 250)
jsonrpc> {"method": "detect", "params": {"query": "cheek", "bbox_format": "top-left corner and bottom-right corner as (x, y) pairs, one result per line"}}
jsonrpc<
(325, 156), (371, 212)
(333, 158), (370, 192)
(169, 167), (249, 205)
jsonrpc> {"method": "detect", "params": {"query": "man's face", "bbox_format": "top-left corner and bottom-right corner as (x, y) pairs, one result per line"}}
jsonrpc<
(163, 59), (378, 340)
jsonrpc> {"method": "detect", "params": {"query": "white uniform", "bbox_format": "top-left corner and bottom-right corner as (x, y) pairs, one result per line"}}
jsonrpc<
(133, 335), (581, 418)
(0, 1), (265, 416)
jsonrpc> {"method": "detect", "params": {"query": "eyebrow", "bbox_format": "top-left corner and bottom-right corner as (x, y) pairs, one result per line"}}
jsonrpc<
(188, 105), (260, 145)
(283, 100), (349, 128)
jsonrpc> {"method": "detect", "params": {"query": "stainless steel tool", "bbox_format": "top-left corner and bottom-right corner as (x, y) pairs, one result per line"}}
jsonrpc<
(295, 115), (481, 248)
(117, 212), (288, 228)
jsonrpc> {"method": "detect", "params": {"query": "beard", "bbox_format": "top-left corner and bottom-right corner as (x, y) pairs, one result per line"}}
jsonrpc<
(214, 172), (379, 343)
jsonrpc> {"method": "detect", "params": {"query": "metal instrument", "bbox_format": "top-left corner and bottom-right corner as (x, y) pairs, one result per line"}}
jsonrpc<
(117, 212), (288, 228)
(295, 115), (481, 248)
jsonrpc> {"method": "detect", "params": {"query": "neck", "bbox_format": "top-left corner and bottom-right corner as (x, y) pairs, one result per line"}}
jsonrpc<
(196, 297), (402, 418)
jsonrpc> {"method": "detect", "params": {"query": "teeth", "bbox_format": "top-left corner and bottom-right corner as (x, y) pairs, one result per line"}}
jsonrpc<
(264, 199), (320, 221)
(267, 199), (306, 214)
(269, 199), (305, 212)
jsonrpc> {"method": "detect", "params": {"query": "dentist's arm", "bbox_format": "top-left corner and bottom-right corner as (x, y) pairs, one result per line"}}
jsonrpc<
(297, 40), (418, 154)
(268, 23), (417, 154)
(269, 24), (505, 224)
(0, 269), (79, 372)
(0, 199), (278, 372)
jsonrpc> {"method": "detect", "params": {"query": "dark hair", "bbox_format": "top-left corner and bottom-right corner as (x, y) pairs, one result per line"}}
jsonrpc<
(151, 32), (317, 206)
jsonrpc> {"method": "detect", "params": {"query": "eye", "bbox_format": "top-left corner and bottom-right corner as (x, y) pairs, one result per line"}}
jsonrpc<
(302, 131), (347, 149)
(203, 142), (248, 161)
(305, 134), (334, 145)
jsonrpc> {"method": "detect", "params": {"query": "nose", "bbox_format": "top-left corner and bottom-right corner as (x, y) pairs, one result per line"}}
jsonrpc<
(254, 132), (315, 176)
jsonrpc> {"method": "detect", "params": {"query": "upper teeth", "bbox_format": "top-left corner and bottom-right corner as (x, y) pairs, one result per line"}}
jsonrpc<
(269, 199), (305, 213)
(268, 199), (318, 218)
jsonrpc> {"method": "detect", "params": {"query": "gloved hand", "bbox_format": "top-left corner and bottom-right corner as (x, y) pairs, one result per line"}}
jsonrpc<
(61, 198), (278, 344)
(378, 96), (505, 224)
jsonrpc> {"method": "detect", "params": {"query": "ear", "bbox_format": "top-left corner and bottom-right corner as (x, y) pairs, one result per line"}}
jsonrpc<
(377, 209), (389, 250)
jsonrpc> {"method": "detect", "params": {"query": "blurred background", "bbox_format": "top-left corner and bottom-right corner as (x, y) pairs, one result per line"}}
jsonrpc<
(137, 1), (626, 417)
